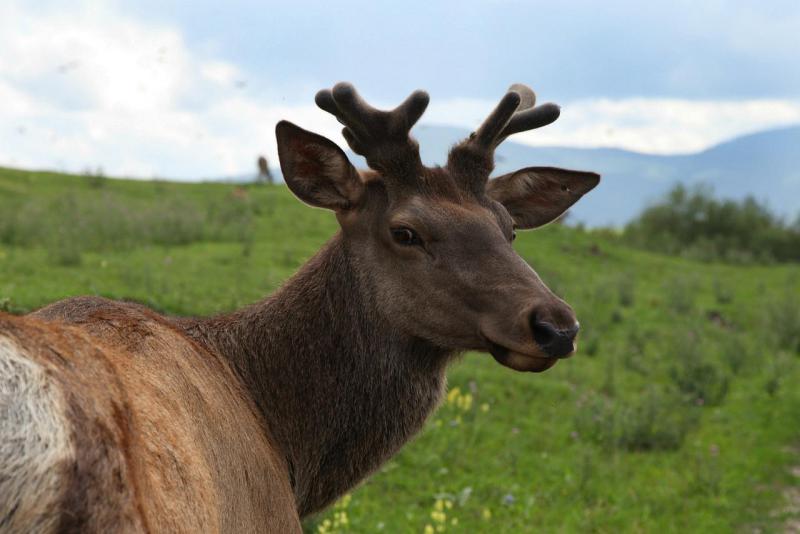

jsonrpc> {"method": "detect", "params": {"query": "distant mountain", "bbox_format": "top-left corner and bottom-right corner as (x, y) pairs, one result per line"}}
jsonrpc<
(236, 125), (800, 227)
(410, 124), (800, 227)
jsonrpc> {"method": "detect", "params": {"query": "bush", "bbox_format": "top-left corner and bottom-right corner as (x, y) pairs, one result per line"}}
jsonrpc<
(663, 274), (698, 315)
(617, 275), (635, 307)
(667, 333), (729, 406)
(624, 184), (800, 263)
(766, 295), (800, 354)
(574, 388), (697, 452)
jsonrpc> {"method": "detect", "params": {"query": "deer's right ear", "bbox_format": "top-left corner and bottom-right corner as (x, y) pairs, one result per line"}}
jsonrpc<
(276, 121), (364, 211)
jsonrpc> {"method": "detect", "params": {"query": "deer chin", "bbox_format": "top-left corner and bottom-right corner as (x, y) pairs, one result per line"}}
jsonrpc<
(486, 341), (558, 373)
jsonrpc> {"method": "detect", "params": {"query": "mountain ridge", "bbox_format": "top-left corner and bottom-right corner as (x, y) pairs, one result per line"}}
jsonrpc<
(220, 124), (800, 227)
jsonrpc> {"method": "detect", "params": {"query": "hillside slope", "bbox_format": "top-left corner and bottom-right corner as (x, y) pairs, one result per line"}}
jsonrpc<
(0, 168), (798, 532)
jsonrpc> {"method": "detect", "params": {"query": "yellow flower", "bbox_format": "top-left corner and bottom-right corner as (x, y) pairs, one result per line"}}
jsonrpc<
(431, 510), (446, 524)
(337, 494), (352, 508)
(447, 387), (461, 405)
(480, 403), (490, 413)
(482, 507), (492, 520)
(424, 524), (435, 534)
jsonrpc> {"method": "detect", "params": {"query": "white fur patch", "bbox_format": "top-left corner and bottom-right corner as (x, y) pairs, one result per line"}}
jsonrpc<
(0, 336), (74, 534)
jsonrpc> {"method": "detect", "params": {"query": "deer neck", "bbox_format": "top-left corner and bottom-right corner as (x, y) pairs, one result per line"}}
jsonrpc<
(186, 233), (451, 516)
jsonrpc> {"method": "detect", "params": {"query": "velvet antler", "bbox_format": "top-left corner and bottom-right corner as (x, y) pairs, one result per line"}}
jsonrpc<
(315, 83), (429, 180)
(448, 84), (561, 194)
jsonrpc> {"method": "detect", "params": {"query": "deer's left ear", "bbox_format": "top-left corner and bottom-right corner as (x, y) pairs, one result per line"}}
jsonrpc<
(486, 167), (600, 229)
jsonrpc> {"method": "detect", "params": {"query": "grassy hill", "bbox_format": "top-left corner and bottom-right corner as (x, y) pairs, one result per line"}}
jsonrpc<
(1, 167), (799, 532)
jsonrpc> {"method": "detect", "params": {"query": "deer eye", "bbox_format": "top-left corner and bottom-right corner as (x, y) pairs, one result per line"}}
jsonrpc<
(511, 227), (518, 242)
(391, 227), (422, 247)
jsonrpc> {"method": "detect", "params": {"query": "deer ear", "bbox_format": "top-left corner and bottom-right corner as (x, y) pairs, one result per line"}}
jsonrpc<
(486, 167), (600, 229)
(276, 121), (364, 211)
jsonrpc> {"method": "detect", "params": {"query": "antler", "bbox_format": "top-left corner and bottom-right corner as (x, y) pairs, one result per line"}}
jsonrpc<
(448, 83), (561, 192)
(315, 82), (429, 178)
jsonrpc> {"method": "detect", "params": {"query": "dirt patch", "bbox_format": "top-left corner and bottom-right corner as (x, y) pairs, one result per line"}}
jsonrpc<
(780, 449), (800, 533)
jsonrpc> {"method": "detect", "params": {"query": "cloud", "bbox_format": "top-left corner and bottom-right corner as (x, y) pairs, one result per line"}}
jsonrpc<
(427, 97), (800, 155)
(0, 2), (345, 178)
(1, 1), (799, 180)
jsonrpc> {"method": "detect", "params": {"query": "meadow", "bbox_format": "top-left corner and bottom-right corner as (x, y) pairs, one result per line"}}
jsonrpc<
(1, 167), (798, 532)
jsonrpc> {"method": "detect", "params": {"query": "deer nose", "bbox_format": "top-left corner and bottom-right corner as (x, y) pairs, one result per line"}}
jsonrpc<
(529, 315), (580, 358)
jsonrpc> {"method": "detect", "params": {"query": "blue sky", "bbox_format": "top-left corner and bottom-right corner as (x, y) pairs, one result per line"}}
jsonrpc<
(1, 0), (799, 179)
(113, 0), (800, 100)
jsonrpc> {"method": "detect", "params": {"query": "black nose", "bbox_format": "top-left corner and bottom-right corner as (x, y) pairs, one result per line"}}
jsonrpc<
(530, 317), (579, 358)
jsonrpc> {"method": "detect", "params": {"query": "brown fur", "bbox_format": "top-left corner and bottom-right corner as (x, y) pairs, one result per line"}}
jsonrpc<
(0, 84), (599, 532)
(1, 305), (299, 533)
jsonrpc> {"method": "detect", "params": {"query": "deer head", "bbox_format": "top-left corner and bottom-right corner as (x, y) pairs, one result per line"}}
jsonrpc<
(276, 83), (599, 373)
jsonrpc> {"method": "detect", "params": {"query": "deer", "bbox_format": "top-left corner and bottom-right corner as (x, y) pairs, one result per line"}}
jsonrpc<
(0, 82), (599, 533)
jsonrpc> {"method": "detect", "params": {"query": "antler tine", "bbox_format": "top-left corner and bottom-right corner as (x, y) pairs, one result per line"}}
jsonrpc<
(314, 82), (430, 175)
(509, 83), (536, 111)
(448, 83), (562, 195)
(499, 102), (561, 141)
(472, 84), (561, 149)
(394, 90), (430, 131)
(472, 91), (521, 148)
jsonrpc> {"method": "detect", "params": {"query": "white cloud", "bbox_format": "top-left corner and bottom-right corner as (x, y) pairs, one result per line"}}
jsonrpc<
(1, 2), (798, 180)
(0, 2), (344, 178)
(427, 97), (800, 155)
(200, 61), (242, 87)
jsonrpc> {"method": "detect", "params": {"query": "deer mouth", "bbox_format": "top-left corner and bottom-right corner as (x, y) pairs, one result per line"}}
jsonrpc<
(485, 340), (558, 373)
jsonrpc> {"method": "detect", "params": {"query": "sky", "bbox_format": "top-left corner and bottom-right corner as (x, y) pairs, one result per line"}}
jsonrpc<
(1, 0), (799, 180)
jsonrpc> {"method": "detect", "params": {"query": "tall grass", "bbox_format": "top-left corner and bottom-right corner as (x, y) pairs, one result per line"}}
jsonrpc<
(0, 189), (255, 265)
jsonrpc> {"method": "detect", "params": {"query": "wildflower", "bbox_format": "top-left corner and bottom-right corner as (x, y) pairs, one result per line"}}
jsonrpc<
(337, 494), (352, 508)
(482, 507), (492, 520)
(424, 524), (435, 534)
(447, 387), (461, 405)
(430, 509), (446, 524)
(480, 403), (490, 413)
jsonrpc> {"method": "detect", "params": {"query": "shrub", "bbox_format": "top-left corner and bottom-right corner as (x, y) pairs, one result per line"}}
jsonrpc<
(663, 275), (697, 315)
(617, 275), (635, 307)
(574, 388), (697, 452)
(667, 333), (729, 406)
(616, 388), (697, 451)
(766, 294), (800, 354)
(624, 184), (800, 263)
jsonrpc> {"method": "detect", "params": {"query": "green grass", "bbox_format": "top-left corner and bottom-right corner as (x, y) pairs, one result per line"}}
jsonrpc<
(1, 166), (798, 533)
